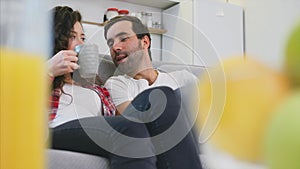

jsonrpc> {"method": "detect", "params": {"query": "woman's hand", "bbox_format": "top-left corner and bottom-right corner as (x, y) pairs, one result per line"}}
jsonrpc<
(47, 50), (79, 77)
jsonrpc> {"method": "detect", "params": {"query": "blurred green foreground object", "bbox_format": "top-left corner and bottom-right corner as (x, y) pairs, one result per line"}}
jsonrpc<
(264, 90), (300, 169)
(285, 22), (300, 87)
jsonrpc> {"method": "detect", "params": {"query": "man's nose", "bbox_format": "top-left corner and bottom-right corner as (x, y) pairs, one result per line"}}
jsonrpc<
(112, 41), (122, 52)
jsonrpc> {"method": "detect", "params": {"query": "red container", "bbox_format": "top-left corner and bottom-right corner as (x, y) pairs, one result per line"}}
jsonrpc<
(106, 8), (119, 20)
(118, 9), (129, 16)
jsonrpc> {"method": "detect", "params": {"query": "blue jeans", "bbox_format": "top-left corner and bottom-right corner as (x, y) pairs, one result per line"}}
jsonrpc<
(51, 86), (202, 169)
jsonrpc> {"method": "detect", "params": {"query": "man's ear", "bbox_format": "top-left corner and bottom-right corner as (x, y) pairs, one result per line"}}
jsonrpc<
(141, 35), (150, 49)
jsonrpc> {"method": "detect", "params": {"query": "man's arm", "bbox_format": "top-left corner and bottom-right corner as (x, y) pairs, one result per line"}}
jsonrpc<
(116, 101), (131, 114)
(104, 76), (134, 114)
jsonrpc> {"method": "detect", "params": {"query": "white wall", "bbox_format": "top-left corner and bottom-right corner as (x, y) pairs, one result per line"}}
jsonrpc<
(244, 0), (300, 71)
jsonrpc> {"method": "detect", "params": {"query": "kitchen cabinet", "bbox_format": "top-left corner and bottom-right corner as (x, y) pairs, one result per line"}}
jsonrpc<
(193, 0), (244, 66)
(162, 0), (244, 66)
(162, 0), (194, 64)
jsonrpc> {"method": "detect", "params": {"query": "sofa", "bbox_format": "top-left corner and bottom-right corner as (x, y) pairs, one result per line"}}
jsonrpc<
(47, 54), (206, 169)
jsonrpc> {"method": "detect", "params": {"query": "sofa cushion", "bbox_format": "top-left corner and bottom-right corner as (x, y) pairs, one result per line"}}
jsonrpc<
(47, 149), (109, 169)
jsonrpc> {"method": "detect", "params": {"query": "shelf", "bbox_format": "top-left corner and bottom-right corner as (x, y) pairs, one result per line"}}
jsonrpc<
(82, 20), (167, 35)
(148, 27), (167, 34)
(113, 0), (180, 9)
(82, 20), (107, 27)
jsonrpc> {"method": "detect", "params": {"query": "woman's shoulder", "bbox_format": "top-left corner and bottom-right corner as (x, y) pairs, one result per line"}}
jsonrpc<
(62, 84), (100, 98)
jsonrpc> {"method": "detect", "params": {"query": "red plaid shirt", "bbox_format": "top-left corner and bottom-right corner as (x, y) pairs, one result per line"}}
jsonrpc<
(85, 84), (116, 116)
(49, 85), (116, 121)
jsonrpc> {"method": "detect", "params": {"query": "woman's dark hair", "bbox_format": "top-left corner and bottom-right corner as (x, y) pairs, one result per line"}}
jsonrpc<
(104, 16), (152, 59)
(51, 6), (82, 90)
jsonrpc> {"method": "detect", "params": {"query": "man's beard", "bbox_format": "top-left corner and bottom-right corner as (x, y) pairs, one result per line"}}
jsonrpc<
(116, 43), (150, 77)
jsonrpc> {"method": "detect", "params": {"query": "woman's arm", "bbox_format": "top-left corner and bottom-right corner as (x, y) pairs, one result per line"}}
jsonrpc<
(47, 50), (79, 78)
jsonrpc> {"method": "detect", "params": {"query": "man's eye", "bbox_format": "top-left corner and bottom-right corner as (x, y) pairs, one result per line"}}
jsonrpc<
(120, 37), (129, 42)
(81, 37), (86, 42)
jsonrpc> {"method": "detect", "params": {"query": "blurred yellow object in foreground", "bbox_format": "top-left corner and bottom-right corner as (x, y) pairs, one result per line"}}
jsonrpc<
(197, 57), (290, 162)
(0, 48), (47, 169)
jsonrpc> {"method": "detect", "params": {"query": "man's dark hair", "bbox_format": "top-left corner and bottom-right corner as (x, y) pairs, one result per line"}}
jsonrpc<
(104, 16), (152, 59)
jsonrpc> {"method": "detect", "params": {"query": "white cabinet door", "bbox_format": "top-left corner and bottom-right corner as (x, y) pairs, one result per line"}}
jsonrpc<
(193, 0), (244, 66)
(162, 0), (194, 64)
(162, 0), (244, 66)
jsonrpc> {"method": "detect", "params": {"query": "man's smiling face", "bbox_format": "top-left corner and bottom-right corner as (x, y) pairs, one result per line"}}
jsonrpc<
(106, 20), (149, 75)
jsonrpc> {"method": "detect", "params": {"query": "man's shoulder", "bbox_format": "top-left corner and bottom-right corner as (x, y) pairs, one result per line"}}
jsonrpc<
(105, 75), (131, 85)
(157, 69), (198, 89)
(165, 69), (196, 79)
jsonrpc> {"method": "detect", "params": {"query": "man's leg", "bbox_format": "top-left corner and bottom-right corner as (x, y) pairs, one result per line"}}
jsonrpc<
(123, 86), (202, 169)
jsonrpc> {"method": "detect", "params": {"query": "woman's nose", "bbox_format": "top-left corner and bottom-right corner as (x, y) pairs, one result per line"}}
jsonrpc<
(78, 38), (84, 45)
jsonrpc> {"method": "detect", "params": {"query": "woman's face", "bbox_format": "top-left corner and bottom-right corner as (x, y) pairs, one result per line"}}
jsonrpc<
(68, 21), (85, 50)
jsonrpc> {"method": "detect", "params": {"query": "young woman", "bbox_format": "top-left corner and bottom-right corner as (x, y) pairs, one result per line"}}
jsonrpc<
(47, 6), (202, 169)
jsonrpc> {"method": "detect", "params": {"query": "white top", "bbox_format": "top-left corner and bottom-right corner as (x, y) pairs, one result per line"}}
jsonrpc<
(49, 84), (102, 128)
(104, 70), (197, 106)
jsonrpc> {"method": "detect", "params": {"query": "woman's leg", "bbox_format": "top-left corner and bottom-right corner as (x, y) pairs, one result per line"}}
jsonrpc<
(123, 86), (202, 169)
(50, 116), (157, 169)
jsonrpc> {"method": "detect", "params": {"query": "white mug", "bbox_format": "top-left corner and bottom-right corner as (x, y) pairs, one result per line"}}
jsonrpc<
(75, 44), (99, 79)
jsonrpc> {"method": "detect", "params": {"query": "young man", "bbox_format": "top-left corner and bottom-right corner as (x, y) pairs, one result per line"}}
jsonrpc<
(104, 16), (202, 169)
(104, 16), (198, 114)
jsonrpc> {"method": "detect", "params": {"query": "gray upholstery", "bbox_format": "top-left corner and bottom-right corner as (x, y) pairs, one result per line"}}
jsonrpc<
(47, 55), (206, 169)
(97, 55), (118, 83)
(97, 54), (206, 83)
(47, 149), (109, 169)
